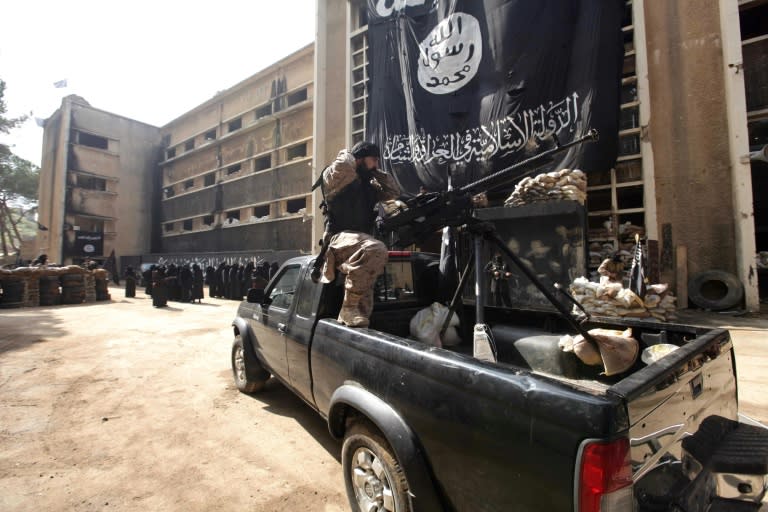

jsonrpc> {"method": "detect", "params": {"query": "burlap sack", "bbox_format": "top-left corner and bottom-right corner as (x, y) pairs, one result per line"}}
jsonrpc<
(570, 328), (639, 376)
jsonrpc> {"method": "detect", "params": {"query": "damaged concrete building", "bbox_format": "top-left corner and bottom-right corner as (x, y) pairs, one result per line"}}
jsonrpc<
(314, 0), (768, 311)
(37, 45), (315, 269)
(37, 1), (767, 311)
(37, 95), (161, 267)
(157, 44), (314, 262)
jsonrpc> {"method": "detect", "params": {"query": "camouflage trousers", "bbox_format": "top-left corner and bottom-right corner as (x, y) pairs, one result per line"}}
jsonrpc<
(321, 231), (388, 327)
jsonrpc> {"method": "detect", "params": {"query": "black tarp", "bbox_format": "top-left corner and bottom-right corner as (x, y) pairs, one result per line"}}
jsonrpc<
(366, 0), (625, 196)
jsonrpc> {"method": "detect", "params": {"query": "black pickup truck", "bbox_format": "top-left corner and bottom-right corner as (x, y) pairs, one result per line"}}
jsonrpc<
(230, 251), (768, 512)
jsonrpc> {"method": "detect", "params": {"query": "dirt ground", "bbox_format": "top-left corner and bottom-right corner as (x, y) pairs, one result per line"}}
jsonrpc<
(1, 285), (766, 511)
(0, 285), (349, 511)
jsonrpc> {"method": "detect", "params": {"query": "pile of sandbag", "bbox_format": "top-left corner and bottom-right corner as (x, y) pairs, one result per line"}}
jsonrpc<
(504, 169), (587, 207)
(5, 267), (39, 307)
(569, 277), (677, 321)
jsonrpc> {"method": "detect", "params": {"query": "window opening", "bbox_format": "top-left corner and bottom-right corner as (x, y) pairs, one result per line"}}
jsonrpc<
(286, 197), (306, 214)
(77, 131), (109, 150)
(267, 265), (301, 309)
(165, 223), (174, 232)
(227, 163), (242, 175)
(184, 139), (194, 151)
(287, 143), (307, 160)
(204, 173), (215, 186)
(228, 117), (242, 132)
(183, 219), (193, 231)
(286, 88), (308, 107)
(184, 179), (194, 190)
(255, 104), (272, 119)
(254, 155), (271, 171)
(253, 205), (270, 218)
(77, 175), (107, 191)
(204, 129), (217, 141)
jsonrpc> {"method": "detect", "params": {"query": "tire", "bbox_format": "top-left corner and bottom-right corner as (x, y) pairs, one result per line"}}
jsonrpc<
(231, 334), (270, 393)
(688, 270), (744, 311)
(342, 419), (412, 512)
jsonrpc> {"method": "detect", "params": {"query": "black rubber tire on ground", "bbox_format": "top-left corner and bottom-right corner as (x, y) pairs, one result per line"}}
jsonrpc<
(688, 270), (744, 311)
(342, 419), (412, 512)
(231, 334), (270, 393)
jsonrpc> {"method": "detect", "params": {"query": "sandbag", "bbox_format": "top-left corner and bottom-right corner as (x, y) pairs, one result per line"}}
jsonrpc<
(409, 302), (461, 348)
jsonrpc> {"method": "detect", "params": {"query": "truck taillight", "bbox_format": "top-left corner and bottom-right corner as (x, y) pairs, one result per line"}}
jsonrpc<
(578, 438), (634, 512)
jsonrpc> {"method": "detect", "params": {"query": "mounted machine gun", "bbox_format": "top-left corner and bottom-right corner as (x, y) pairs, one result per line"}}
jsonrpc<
(380, 129), (600, 361)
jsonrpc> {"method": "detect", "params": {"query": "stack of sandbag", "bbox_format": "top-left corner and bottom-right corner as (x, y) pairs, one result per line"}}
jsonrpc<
(504, 169), (587, 207)
(569, 277), (677, 321)
(8, 267), (39, 307)
(84, 272), (97, 302)
(92, 268), (110, 301)
(0, 269), (25, 308)
(60, 266), (88, 305)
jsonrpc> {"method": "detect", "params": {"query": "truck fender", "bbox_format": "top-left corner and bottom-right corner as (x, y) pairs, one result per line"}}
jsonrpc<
(232, 317), (252, 347)
(328, 385), (444, 512)
(232, 318), (261, 365)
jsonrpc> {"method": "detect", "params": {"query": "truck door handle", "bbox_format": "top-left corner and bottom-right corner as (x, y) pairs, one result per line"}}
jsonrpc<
(277, 323), (287, 334)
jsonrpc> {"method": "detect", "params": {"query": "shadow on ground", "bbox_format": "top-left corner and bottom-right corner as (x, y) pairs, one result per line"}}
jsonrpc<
(242, 378), (342, 461)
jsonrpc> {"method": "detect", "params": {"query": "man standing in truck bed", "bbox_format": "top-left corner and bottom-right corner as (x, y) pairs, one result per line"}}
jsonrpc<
(316, 141), (400, 327)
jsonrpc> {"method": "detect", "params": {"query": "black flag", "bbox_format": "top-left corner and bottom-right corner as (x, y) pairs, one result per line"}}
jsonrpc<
(629, 234), (647, 299)
(366, 0), (624, 196)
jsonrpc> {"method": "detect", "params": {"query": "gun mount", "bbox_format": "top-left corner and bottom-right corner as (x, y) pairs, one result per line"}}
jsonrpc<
(381, 129), (599, 248)
(380, 129), (601, 361)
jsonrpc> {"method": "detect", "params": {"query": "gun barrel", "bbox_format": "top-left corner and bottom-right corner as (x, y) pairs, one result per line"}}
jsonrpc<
(459, 129), (599, 195)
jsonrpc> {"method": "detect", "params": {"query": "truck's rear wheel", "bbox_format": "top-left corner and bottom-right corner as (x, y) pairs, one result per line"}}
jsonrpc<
(342, 420), (412, 512)
(231, 334), (269, 393)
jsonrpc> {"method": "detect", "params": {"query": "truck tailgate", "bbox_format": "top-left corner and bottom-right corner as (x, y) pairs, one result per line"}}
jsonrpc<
(608, 328), (737, 483)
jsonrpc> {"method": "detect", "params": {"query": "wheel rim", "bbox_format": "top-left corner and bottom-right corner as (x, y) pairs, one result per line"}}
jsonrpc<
(350, 446), (397, 512)
(234, 344), (246, 383)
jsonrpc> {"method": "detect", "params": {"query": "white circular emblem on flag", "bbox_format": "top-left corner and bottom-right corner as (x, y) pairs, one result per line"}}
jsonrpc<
(418, 13), (483, 95)
(84, 244), (95, 253)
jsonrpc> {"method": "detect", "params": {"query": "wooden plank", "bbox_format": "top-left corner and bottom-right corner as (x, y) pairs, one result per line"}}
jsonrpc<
(676, 245), (688, 309)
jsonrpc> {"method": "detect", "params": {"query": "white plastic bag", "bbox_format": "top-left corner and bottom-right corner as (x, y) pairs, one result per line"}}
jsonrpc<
(409, 302), (461, 347)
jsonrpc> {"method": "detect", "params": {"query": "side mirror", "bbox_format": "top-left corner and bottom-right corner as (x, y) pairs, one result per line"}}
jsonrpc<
(247, 288), (265, 304)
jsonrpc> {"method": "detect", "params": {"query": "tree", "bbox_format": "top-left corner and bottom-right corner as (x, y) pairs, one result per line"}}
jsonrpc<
(0, 78), (39, 257)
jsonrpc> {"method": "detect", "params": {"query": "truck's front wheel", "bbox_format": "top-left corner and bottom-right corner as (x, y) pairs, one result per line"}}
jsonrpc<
(342, 420), (412, 512)
(231, 334), (269, 393)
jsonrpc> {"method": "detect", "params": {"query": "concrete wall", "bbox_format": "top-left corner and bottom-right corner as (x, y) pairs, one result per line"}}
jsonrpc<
(643, 1), (737, 285)
(159, 44), (315, 256)
(37, 96), (160, 266)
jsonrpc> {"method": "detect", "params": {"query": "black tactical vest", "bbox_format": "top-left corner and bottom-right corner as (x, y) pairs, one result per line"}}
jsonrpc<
(325, 175), (378, 235)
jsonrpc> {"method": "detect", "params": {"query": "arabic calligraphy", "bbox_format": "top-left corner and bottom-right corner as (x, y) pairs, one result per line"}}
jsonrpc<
(372, 0), (428, 18)
(382, 92), (581, 165)
(418, 13), (482, 94)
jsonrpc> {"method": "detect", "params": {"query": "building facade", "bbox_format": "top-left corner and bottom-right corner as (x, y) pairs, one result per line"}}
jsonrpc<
(37, 95), (161, 266)
(158, 44), (314, 260)
(314, 0), (767, 311)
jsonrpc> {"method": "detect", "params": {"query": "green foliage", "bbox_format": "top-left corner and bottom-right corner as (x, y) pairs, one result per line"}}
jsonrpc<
(0, 78), (39, 256)
(0, 151), (39, 202)
(0, 79), (27, 132)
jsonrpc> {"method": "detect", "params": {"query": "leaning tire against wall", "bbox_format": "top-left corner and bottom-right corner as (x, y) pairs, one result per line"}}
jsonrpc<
(688, 270), (744, 311)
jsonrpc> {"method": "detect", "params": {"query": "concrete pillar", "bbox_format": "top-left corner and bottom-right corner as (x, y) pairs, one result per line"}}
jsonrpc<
(643, 1), (740, 303)
(718, 0), (759, 312)
(312, 0), (349, 253)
